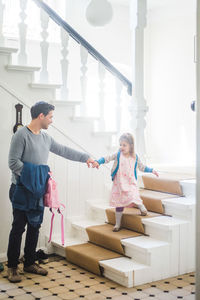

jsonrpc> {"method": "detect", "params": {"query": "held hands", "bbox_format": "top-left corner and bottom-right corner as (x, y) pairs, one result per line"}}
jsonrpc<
(152, 170), (159, 177)
(92, 161), (100, 169)
(86, 158), (100, 169)
(86, 157), (95, 168)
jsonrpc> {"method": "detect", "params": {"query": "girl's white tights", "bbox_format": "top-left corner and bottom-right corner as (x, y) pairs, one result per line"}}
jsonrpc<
(113, 207), (124, 232)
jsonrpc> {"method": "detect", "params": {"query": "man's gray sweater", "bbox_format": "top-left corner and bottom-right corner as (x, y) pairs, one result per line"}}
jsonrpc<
(9, 126), (90, 184)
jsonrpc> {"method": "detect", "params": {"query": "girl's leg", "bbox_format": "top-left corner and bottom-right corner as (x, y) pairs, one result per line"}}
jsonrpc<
(113, 207), (124, 232)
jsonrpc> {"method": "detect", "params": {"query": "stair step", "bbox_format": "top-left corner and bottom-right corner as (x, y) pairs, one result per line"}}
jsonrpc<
(122, 236), (170, 267)
(86, 223), (142, 254)
(142, 215), (189, 230)
(6, 64), (40, 72)
(122, 235), (169, 251)
(29, 82), (62, 89)
(180, 179), (196, 198)
(142, 174), (183, 196)
(100, 257), (150, 287)
(65, 242), (122, 276)
(0, 46), (18, 54)
(106, 207), (159, 234)
(162, 197), (195, 218)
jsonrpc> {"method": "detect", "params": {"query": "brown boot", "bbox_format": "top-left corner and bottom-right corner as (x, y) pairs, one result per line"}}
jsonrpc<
(7, 267), (22, 283)
(24, 263), (48, 276)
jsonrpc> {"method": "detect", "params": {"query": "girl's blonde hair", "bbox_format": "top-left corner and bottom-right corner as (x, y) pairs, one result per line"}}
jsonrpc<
(119, 133), (135, 157)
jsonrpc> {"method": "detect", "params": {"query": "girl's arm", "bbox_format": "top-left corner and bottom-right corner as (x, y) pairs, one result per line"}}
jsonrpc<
(93, 153), (118, 168)
(137, 156), (159, 176)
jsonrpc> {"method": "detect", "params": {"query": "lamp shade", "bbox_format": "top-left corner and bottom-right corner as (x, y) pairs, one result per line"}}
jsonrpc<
(86, 0), (113, 27)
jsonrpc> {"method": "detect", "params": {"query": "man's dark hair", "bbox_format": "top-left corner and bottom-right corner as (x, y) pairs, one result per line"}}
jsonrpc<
(30, 101), (55, 119)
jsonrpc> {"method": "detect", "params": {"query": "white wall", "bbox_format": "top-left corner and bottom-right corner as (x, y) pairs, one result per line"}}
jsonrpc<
(144, 0), (196, 169)
(64, 0), (131, 78)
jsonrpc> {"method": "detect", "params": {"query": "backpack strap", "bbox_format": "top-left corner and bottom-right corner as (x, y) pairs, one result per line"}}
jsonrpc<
(48, 205), (65, 246)
(58, 208), (65, 246)
(48, 208), (55, 243)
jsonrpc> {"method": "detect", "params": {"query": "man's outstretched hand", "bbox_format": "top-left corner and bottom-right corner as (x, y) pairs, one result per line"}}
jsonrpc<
(86, 157), (95, 168)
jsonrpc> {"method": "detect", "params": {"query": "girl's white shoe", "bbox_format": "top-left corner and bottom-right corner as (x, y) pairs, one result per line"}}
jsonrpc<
(138, 204), (148, 216)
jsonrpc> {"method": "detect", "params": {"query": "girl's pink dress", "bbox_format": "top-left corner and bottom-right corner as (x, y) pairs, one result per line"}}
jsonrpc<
(110, 153), (143, 207)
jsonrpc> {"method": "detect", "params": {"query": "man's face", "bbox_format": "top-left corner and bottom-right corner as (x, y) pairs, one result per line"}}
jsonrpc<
(40, 110), (53, 129)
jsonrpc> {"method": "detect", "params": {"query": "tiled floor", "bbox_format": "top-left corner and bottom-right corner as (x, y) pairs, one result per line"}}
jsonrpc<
(0, 255), (195, 299)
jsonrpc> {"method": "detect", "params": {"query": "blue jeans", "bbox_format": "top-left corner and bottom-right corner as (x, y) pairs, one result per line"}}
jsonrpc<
(7, 184), (40, 268)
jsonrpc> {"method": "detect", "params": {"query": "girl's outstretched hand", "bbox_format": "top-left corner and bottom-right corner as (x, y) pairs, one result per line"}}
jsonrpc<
(92, 161), (100, 169)
(152, 170), (159, 177)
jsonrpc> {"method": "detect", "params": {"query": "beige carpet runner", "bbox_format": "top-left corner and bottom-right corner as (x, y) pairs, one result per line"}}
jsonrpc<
(65, 174), (189, 276)
(106, 207), (159, 234)
(142, 175), (183, 195)
(139, 189), (178, 214)
(86, 223), (142, 254)
(65, 242), (122, 275)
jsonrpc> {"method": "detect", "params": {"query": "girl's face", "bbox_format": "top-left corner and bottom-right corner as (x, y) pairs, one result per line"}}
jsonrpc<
(120, 140), (130, 155)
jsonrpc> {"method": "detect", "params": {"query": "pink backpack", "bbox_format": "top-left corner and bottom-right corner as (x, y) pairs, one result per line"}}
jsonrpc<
(44, 172), (65, 245)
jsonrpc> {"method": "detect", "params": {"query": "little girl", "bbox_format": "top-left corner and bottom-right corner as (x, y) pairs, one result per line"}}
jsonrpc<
(93, 133), (158, 232)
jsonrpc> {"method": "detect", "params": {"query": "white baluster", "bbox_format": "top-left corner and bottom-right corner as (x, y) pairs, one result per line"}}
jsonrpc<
(115, 78), (123, 133)
(129, 0), (148, 160)
(0, 0), (5, 44)
(40, 9), (49, 83)
(60, 27), (69, 100)
(80, 45), (88, 115)
(18, 0), (28, 65)
(98, 62), (106, 131)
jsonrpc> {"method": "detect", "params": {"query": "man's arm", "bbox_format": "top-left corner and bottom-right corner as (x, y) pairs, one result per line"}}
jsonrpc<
(8, 131), (25, 176)
(50, 137), (90, 163)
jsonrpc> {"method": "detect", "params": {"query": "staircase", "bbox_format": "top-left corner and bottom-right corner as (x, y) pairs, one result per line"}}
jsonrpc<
(0, 0), (196, 288)
(51, 174), (195, 288)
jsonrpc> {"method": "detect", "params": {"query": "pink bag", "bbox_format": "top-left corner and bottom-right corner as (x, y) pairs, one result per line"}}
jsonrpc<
(44, 172), (65, 245)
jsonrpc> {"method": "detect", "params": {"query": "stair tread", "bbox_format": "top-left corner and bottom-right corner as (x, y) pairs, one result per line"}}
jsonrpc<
(71, 218), (104, 229)
(100, 257), (148, 272)
(86, 224), (142, 254)
(0, 46), (18, 53)
(51, 237), (86, 248)
(122, 236), (169, 249)
(142, 215), (189, 227)
(30, 82), (62, 89)
(139, 188), (179, 199)
(6, 64), (40, 71)
(162, 197), (195, 206)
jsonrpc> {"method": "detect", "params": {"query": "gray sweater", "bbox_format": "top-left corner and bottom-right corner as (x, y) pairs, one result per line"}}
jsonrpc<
(9, 126), (90, 184)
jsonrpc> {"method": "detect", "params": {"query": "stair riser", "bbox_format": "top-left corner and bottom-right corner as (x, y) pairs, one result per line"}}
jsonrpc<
(163, 204), (195, 219)
(124, 245), (169, 266)
(89, 207), (108, 223)
(71, 226), (89, 242)
(180, 180), (196, 198)
(102, 269), (133, 288)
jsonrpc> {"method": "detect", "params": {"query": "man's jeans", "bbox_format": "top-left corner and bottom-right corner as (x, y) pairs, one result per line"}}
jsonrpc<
(7, 184), (40, 268)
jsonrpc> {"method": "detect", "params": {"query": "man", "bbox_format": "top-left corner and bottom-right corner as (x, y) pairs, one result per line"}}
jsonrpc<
(7, 101), (95, 283)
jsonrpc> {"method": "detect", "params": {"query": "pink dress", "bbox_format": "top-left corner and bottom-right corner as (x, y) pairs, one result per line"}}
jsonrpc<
(110, 153), (143, 208)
